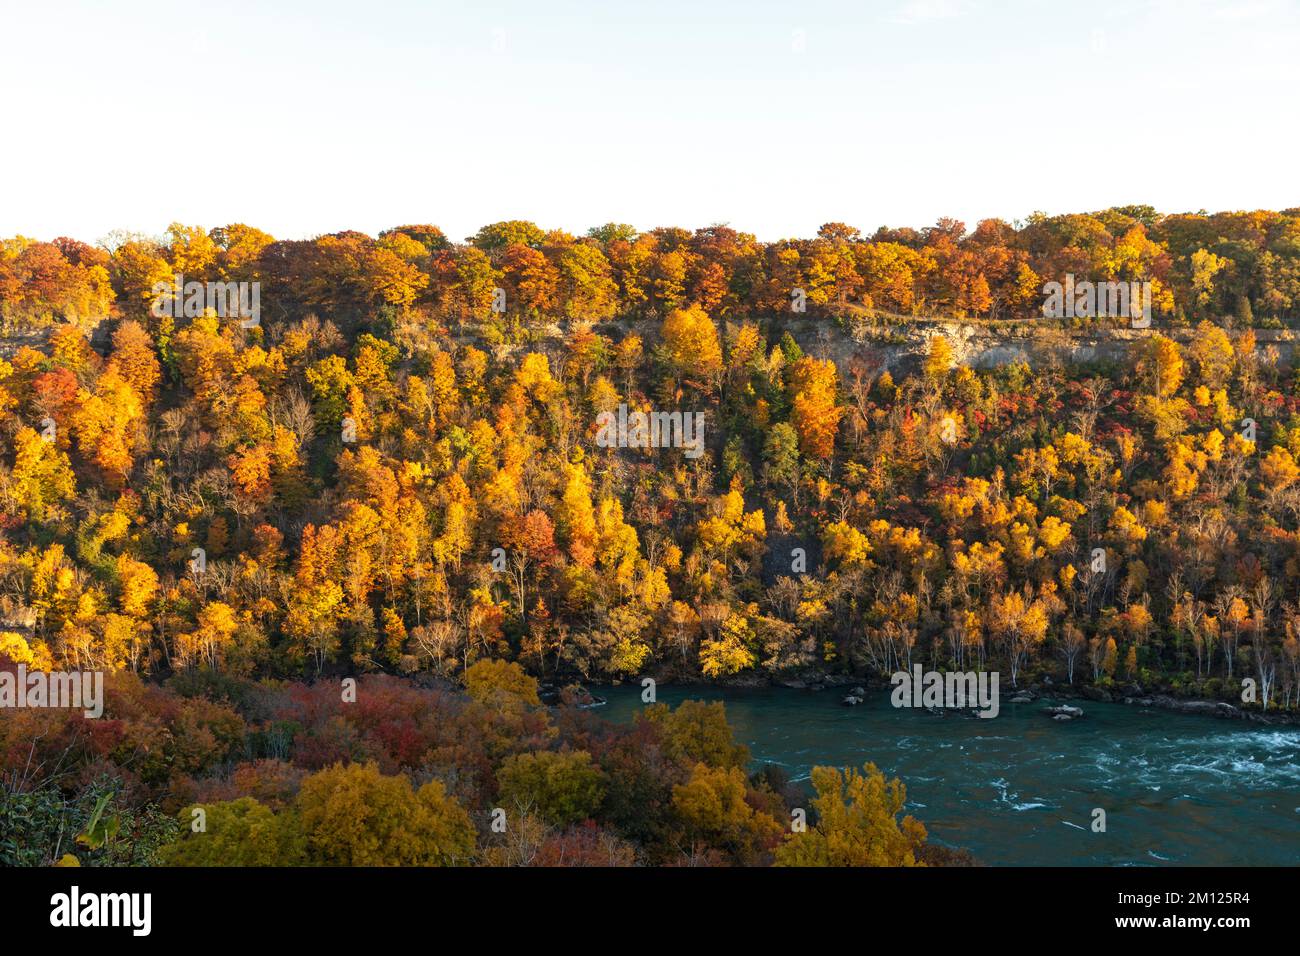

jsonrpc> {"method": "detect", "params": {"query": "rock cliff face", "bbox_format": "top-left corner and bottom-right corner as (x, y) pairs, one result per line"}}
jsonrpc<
(768, 316), (1298, 377)
(9, 312), (1295, 381)
(0, 317), (112, 358)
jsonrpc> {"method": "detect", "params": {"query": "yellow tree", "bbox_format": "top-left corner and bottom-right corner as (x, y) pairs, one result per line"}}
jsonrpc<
(293, 762), (475, 866)
(6, 427), (76, 521)
(175, 601), (240, 670)
(989, 590), (1048, 686)
(660, 304), (723, 393)
(699, 612), (757, 677)
(822, 521), (873, 569)
(775, 763), (927, 867)
(71, 368), (145, 487)
(672, 763), (783, 864)
(1135, 334), (1184, 398)
(923, 335), (955, 385)
(557, 462), (598, 567)
(115, 553), (158, 664)
(1187, 321), (1234, 389)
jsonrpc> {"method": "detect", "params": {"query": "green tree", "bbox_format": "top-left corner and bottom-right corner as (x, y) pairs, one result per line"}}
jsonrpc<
(496, 750), (606, 826)
(162, 797), (300, 867)
(762, 422), (801, 493)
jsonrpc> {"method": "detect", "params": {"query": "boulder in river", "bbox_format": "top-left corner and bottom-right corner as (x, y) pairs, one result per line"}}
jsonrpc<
(842, 695), (864, 707)
(1046, 704), (1084, 719)
(560, 684), (607, 709)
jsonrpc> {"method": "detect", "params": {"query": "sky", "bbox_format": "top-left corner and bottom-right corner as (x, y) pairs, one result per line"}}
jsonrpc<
(2, 0), (1298, 245)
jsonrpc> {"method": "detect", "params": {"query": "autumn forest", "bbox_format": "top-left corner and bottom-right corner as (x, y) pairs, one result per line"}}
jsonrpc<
(3, 206), (1300, 867)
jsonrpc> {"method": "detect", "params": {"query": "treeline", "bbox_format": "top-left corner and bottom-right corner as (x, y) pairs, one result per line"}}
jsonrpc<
(4, 207), (1300, 334)
(0, 662), (948, 867)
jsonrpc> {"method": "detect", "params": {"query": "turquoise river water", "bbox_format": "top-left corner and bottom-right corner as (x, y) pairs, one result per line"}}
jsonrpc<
(597, 685), (1299, 866)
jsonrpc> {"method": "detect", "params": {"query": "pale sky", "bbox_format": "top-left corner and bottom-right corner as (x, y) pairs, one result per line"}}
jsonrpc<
(2, 0), (1298, 244)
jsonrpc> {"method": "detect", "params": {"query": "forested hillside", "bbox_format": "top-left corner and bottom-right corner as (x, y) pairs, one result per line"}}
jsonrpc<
(3, 208), (1300, 706)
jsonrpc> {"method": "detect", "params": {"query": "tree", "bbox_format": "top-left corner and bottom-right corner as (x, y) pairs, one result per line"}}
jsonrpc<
(108, 239), (172, 318)
(775, 763), (927, 867)
(464, 658), (541, 708)
(672, 763), (782, 864)
(699, 613), (757, 678)
(787, 357), (845, 459)
(556, 243), (618, 321)
(1187, 321), (1234, 388)
(6, 426), (76, 521)
(502, 243), (559, 317)
(556, 463), (598, 565)
(503, 510), (558, 622)
(1134, 334), (1184, 398)
(762, 422), (801, 495)
(644, 700), (749, 770)
(179, 601), (239, 670)
(989, 590), (1048, 687)
(108, 320), (162, 400)
(162, 798), (297, 866)
(822, 521), (873, 569)
(660, 304), (722, 393)
(471, 221), (546, 253)
(496, 750), (605, 826)
(293, 762), (475, 866)
(1190, 247), (1229, 313)
(924, 335), (955, 385)
(1235, 293), (1254, 327)
(71, 369), (145, 487)
(1059, 622), (1085, 684)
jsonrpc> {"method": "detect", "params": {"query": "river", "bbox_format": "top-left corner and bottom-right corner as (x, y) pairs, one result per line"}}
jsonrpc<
(596, 685), (1300, 866)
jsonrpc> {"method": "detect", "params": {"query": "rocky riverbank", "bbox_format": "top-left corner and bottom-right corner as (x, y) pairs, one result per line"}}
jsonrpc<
(611, 668), (1300, 725)
(1007, 681), (1300, 726)
(774, 672), (1300, 725)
